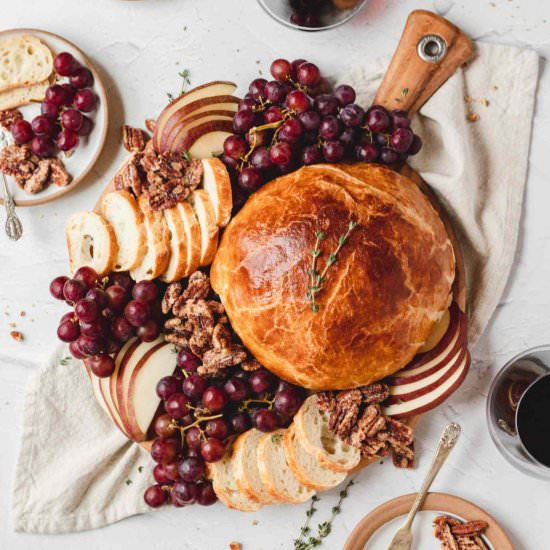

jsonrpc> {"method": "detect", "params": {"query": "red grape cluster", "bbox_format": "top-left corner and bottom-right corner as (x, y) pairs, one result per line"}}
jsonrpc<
(222, 58), (422, 206)
(50, 268), (163, 377)
(11, 51), (97, 158)
(144, 349), (306, 508)
(289, 0), (328, 27)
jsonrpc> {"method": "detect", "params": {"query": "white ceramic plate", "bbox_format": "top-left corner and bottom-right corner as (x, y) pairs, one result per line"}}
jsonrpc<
(0, 28), (108, 207)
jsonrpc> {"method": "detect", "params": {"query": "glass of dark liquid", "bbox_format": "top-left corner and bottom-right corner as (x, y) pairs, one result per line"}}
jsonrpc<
(487, 345), (550, 479)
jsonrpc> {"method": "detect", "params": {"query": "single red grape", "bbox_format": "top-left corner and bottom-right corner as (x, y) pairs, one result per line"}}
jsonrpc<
(165, 393), (191, 419)
(74, 89), (97, 112)
(57, 320), (80, 343)
(172, 481), (198, 505)
(356, 143), (379, 162)
(223, 135), (247, 160)
(238, 96), (257, 112)
(224, 377), (249, 402)
(185, 427), (202, 450)
(270, 58), (292, 81)
(182, 373), (208, 400)
(301, 145), (322, 165)
(69, 340), (87, 360)
(50, 275), (69, 300)
(322, 140), (345, 162)
(286, 90), (310, 113)
(264, 80), (287, 103)
(390, 127), (414, 153)
(178, 457), (206, 482)
(70, 67), (94, 89)
(249, 369), (276, 394)
(278, 118), (303, 143)
(40, 101), (59, 120)
(124, 300), (150, 327)
(250, 146), (272, 171)
(156, 376), (182, 400)
(177, 349), (201, 373)
(57, 129), (79, 151)
(264, 105), (283, 123)
(111, 316), (134, 342)
(45, 84), (69, 106)
(75, 298), (99, 323)
(144, 485), (168, 507)
(74, 266), (99, 288)
(151, 437), (180, 464)
(136, 319), (160, 342)
(334, 84), (356, 106)
(339, 104), (365, 128)
(380, 147), (399, 164)
(30, 135), (55, 158)
(290, 58), (307, 79)
(54, 52), (79, 76)
(63, 278), (87, 303)
(298, 110), (321, 131)
(153, 464), (173, 484)
(202, 386), (228, 413)
(238, 167), (264, 192)
(314, 94), (339, 116)
(76, 334), (104, 356)
(200, 437), (226, 462)
(61, 109), (84, 132)
(205, 418), (230, 439)
(85, 287), (108, 309)
(269, 141), (293, 166)
(197, 481), (217, 505)
(366, 106), (391, 133)
(408, 134), (422, 155)
(273, 387), (304, 417)
(154, 413), (177, 438)
(253, 409), (279, 432)
(319, 116), (342, 140)
(296, 62), (321, 88)
(231, 412), (251, 434)
(77, 116), (92, 136)
(86, 354), (115, 377)
(11, 119), (33, 144)
(233, 110), (256, 134)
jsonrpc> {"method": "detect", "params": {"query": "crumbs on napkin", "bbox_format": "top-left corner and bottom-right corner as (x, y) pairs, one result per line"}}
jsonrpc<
(10, 330), (23, 342)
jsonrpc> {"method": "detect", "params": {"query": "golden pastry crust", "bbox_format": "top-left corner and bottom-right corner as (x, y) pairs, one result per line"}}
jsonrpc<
(211, 163), (455, 390)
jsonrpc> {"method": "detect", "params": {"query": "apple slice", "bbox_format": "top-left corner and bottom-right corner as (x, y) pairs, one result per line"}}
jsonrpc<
(382, 350), (471, 419)
(169, 117), (234, 154)
(188, 129), (233, 159)
(161, 205), (188, 283)
(177, 201), (202, 276)
(115, 336), (165, 441)
(385, 346), (467, 404)
(201, 158), (233, 227)
(389, 304), (464, 384)
(417, 308), (451, 353)
(189, 189), (219, 266)
(153, 81), (237, 151)
(161, 103), (238, 152)
(125, 342), (178, 441)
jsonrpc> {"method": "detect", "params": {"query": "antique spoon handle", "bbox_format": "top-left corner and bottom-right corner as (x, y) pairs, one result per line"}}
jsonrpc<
(403, 422), (461, 529)
(2, 172), (23, 241)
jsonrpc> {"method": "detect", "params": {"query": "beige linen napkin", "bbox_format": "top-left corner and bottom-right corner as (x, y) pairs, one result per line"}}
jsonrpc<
(12, 42), (539, 533)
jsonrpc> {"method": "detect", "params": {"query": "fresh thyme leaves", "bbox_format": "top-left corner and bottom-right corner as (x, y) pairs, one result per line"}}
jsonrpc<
(181, 151), (191, 162)
(401, 87), (409, 97)
(59, 356), (72, 366)
(138, 466), (144, 473)
(125, 479), (133, 486)
(294, 480), (354, 549)
(271, 434), (282, 444)
(166, 68), (191, 102)
(306, 221), (358, 312)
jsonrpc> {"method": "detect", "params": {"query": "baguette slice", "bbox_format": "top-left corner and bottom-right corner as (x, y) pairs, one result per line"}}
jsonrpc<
(208, 449), (263, 512)
(189, 189), (219, 266)
(66, 212), (118, 276)
(0, 35), (53, 93)
(284, 424), (347, 491)
(0, 78), (49, 110)
(293, 395), (361, 473)
(101, 190), (146, 272)
(177, 201), (201, 276)
(130, 195), (170, 281)
(233, 429), (281, 505)
(161, 205), (188, 282)
(257, 429), (315, 504)
(201, 158), (233, 227)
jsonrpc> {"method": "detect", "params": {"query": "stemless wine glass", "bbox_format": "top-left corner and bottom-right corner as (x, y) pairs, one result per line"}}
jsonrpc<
(486, 345), (550, 479)
(257, 0), (368, 31)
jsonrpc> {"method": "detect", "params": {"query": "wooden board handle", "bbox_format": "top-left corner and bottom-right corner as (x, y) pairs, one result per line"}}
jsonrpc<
(373, 10), (474, 115)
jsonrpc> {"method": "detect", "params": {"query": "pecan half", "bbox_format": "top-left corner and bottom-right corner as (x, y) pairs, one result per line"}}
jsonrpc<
(122, 125), (147, 152)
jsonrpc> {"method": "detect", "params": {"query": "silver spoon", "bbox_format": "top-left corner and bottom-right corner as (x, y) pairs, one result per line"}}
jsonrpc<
(2, 172), (23, 241)
(387, 422), (461, 550)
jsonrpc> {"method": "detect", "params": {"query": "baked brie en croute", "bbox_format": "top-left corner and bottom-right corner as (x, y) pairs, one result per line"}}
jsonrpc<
(211, 163), (455, 390)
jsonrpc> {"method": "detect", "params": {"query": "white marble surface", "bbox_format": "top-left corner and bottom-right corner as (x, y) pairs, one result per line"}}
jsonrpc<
(0, 0), (549, 548)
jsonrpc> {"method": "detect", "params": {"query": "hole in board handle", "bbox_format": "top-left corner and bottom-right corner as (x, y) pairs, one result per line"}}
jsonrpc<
(417, 34), (447, 63)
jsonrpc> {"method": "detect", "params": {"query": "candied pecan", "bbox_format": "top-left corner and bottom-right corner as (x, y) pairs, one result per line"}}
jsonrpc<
(330, 389), (362, 440)
(184, 159), (203, 190)
(359, 383), (390, 404)
(165, 332), (189, 348)
(162, 282), (183, 314)
(199, 346), (247, 377)
(122, 125), (147, 152)
(316, 392), (336, 414)
(451, 521), (489, 537)
(212, 323), (232, 349)
(164, 317), (192, 336)
(48, 158), (71, 187)
(0, 108), (22, 131)
(180, 271), (211, 301)
(178, 299), (216, 334)
(145, 118), (156, 132)
(24, 159), (50, 194)
(114, 153), (145, 196)
(140, 140), (157, 173)
(349, 404), (382, 447)
(189, 330), (211, 358)
(240, 357), (262, 372)
(392, 442), (415, 468)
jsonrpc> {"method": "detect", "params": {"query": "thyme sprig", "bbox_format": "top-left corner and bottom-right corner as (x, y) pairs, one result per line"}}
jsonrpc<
(306, 221), (358, 312)
(294, 480), (355, 549)
(166, 68), (191, 101)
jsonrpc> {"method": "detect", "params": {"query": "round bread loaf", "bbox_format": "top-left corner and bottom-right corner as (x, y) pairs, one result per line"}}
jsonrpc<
(211, 163), (455, 390)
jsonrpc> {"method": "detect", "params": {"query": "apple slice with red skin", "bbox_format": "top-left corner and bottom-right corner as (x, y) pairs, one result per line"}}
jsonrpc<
(160, 109), (237, 153)
(382, 350), (471, 419)
(385, 344), (467, 404)
(389, 303), (465, 384)
(188, 128), (234, 159)
(168, 117), (234, 154)
(125, 342), (178, 441)
(153, 81), (237, 151)
(159, 96), (239, 152)
(115, 336), (165, 441)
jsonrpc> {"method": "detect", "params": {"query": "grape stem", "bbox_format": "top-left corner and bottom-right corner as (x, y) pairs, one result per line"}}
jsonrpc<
(239, 397), (274, 412)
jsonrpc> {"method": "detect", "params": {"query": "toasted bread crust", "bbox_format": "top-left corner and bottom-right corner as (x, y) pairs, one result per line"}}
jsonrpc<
(201, 157), (233, 227)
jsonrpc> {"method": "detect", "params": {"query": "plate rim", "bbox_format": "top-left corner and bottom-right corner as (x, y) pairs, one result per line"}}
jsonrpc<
(0, 27), (109, 207)
(342, 491), (514, 550)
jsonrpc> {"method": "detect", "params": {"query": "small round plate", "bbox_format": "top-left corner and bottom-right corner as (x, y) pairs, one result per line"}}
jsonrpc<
(0, 28), (108, 207)
(343, 492), (513, 550)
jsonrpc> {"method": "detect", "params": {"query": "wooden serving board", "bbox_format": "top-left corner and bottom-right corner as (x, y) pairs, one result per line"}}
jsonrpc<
(354, 10), (473, 471)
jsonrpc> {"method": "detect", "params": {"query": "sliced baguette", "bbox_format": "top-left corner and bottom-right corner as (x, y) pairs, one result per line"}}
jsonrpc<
(208, 449), (263, 512)
(101, 190), (146, 272)
(293, 395), (361, 473)
(66, 211), (118, 277)
(201, 158), (233, 227)
(189, 189), (219, 266)
(161, 205), (188, 282)
(130, 195), (170, 281)
(233, 429), (281, 505)
(284, 424), (347, 491)
(0, 35), (53, 92)
(0, 78), (49, 110)
(177, 201), (201, 276)
(257, 429), (315, 504)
